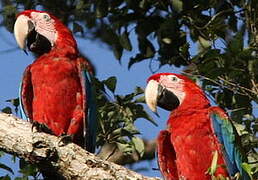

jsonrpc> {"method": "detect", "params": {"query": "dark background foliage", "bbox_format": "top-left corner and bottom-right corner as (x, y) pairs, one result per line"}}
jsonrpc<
(0, 0), (257, 179)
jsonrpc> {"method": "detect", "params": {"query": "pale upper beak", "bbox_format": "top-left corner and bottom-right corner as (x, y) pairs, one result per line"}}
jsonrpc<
(145, 80), (159, 112)
(14, 15), (33, 50)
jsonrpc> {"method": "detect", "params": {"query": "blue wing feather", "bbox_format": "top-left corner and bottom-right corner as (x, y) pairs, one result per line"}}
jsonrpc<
(81, 70), (97, 153)
(210, 110), (250, 180)
(19, 82), (29, 121)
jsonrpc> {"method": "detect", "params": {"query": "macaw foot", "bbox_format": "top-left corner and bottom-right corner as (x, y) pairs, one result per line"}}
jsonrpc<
(31, 121), (53, 134)
(58, 134), (74, 147)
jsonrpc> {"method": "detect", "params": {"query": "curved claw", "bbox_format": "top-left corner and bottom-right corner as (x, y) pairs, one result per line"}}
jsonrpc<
(31, 121), (53, 134)
(58, 134), (73, 147)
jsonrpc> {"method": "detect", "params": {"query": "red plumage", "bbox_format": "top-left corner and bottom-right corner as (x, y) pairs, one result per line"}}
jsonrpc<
(160, 107), (229, 180)
(145, 73), (238, 180)
(15, 10), (94, 147)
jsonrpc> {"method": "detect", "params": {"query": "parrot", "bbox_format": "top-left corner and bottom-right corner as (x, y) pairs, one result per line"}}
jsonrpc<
(145, 73), (250, 180)
(13, 10), (97, 153)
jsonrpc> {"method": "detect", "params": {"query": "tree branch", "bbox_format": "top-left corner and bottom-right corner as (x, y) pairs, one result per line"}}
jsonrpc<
(0, 113), (160, 180)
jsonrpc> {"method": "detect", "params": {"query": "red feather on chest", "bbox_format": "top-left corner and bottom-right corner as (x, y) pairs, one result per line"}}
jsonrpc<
(167, 108), (229, 179)
(29, 55), (83, 137)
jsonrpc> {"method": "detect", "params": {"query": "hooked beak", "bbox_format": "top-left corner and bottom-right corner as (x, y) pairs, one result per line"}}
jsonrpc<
(145, 80), (159, 112)
(145, 80), (180, 113)
(14, 15), (34, 50)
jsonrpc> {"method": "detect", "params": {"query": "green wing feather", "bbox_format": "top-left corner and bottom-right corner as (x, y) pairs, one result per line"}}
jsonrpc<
(210, 107), (250, 180)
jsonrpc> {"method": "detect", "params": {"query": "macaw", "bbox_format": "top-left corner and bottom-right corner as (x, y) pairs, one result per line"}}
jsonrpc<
(13, 10), (97, 153)
(145, 73), (250, 180)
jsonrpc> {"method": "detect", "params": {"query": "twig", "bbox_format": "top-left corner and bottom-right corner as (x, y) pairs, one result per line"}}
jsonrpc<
(183, 72), (257, 98)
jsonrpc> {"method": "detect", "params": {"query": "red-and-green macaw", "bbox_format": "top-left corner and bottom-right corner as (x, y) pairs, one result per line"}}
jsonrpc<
(145, 73), (250, 180)
(13, 10), (97, 153)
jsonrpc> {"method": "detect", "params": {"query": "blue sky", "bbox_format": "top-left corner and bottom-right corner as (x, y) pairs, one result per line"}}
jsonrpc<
(0, 23), (185, 178)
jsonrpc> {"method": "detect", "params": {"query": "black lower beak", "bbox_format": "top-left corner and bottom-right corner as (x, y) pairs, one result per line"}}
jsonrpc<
(157, 84), (180, 111)
(26, 20), (51, 56)
(27, 29), (51, 56)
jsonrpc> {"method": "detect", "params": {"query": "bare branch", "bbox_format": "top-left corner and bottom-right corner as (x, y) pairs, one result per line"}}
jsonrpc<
(0, 113), (160, 180)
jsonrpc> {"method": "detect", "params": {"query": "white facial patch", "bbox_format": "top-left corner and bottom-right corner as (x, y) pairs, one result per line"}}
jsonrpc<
(159, 75), (186, 105)
(31, 12), (57, 47)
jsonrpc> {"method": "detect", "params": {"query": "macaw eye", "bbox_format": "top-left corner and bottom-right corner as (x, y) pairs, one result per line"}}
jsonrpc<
(43, 14), (51, 21)
(170, 76), (178, 82)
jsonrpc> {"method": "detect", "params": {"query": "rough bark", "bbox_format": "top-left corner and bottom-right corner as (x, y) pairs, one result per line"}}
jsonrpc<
(0, 113), (160, 180)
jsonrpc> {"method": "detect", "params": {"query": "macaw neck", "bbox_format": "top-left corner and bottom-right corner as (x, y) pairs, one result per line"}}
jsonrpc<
(52, 42), (78, 57)
(167, 91), (210, 126)
(36, 40), (78, 60)
(54, 35), (78, 53)
(52, 27), (78, 57)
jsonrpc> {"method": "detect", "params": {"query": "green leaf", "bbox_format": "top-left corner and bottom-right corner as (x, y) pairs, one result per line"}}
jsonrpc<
(120, 31), (132, 51)
(128, 54), (146, 69)
(198, 36), (211, 50)
(6, 98), (19, 107)
(0, 163), (14, 174)
(134, 87), (144, 96)
(113, 45), (123, 60)
(19, 159), (38, 177)
(228, 14), (238, 32)
(139, 0), (148, 9)
(123, 93), (135, 102)
(0, 175), (11, 180)
(171, 0), (183, 13)
(73, 22), (84, 34)
(125, 106), (133, 117)
(137, 110), (157, 126)
(132, 136), (145, 157)
(116, 142), (133, 155)
(135, 16), (163, 37)
(139, 38), (155, 58)
(134, 96), (145, 103)
(122, 124), (140, 135)
(76, 1), (86, 10)
(2, 5), (17, 32)
(227, 32), (243, 54)
(132, 104), (157, 126)
(112, 127), (122, 136)
(241, 163), (253, 180)
(145, 45), (155, 58)
(6, 98), (19, 114)
(1, 107), (12, 114)
(96, 0), (108, 18)
(103, 76), (117, 93)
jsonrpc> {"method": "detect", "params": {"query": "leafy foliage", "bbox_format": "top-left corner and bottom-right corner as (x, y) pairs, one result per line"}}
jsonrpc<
(94, 76), (155, 156)
(0, 153), (39, 179)
(0, 0), (257, 179)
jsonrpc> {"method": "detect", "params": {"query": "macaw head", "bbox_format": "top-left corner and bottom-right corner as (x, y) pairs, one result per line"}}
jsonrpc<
(14, 10), (77, 56)
(145, 73), (210, 113)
